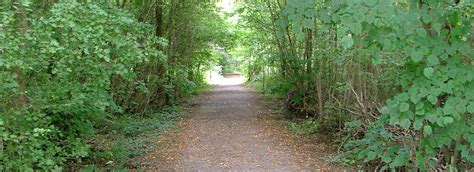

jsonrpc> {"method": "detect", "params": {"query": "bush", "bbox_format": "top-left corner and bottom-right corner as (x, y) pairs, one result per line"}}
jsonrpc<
(0, 2), (161, 170)
(240, 0), (473, 170)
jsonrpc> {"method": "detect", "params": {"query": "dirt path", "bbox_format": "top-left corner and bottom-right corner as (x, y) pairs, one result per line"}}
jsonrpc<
(137, 77), (340, 171)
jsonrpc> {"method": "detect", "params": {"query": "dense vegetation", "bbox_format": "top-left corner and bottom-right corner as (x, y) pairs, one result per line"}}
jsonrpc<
(0, 0), (472, 171)
(236, 0), (473, 170)
(0, 0), (231, 170)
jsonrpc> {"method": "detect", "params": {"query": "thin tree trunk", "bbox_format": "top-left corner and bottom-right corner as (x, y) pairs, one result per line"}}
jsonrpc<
(265, 1), (288, 78)
(155, 0), (166, 106)
(167, 0), (176, 102)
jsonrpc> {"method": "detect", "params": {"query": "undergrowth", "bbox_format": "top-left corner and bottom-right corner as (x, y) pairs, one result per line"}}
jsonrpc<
(282, 118), (320, 134)
(248, 78), (321, 135)
(74, 107), (185, 170)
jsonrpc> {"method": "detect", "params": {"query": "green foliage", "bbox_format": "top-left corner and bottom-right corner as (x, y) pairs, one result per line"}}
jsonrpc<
(325, 0), (473, 170)
(249, 74), (294, 97)
(91, 108), (184, 168)
(1, 0), (231, 170)
(341, 35), (354, 49)
(1, 0), (471, 170)
(161, 1), (233, 103)
(0, 2), (162, 170)
(283, 118), (320, 134)
(238, 0), (473, 170)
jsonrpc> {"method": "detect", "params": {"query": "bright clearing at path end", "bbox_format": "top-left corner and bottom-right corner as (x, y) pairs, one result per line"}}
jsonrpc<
(207, 71), (245, 85)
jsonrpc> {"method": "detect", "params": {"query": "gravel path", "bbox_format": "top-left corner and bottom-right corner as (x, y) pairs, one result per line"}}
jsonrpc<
(137, 78), (340, 171)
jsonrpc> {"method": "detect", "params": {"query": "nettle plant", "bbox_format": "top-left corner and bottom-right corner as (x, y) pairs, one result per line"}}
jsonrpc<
(325, 0), (473, 170)
(0, 2), (161, 170)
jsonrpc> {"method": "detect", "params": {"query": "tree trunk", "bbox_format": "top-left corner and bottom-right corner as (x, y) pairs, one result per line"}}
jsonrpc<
(166, 0), (176, 103)
(155, 0), (166, 106)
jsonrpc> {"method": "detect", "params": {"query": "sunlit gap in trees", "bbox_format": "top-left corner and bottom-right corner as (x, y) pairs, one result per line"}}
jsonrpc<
(216, 0), (239, 23)
(206, 70), (245, 86)
(206, 0), (243, 86)
(207, 45), (245, 86)
(217, 0), (234, 13)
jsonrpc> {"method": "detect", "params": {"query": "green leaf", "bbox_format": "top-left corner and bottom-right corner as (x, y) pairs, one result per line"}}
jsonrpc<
(427, 55), (439, 66)
(320, 24), (330, 32)
(382, 155), (392, 163)
(436, 117), (445, 127)
(423, 67), (434, 78)
(296, 31), (305, 40)
(319, 9), (331, 23)
(409, 88), (420, 103)
(275, 18), (289, 28)
(302, 18), (315, 29)
(292, 23), (302, 33)
(427, 95), (437, 105)
(372, 54), (382, 65)
(288, 14), (302, 22)
(350, 22), (362, 34)
(421, 12), (433, 23)
(365, 12), (375, 24)
(432, 22), (443, 34)
(400, 102), (410, 112)
(304, 9), (315, 17)
(443, 117), (454, 125)
(424, 125), (432, 135)
(341, 35), (354, 49)
(381, 106), (390, 114)
(276, 29), (286, 38)
(391, 152), (408, 167)
(397, 93), (410, 102)
(467, 103), (474, 113)
(413, 118), (423, 130)
(367, 151), (376, 161)
(455, 102), (467, 114)
(400, 118), (411, 129)
(410, 49), (423, 62)
(354, 12), (365, 22)
(416, 28), (427, 37)
(425, 112), (437, 122)
(443, 105), (455, 115)
(416, 151), (427, 171)
(340, 15), (352, 26)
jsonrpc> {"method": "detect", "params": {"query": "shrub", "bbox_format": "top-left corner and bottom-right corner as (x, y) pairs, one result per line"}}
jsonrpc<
(0, 2), (161, 170)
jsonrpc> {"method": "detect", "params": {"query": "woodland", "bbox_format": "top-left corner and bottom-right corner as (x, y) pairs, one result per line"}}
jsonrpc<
(0, 0), (473, 171)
